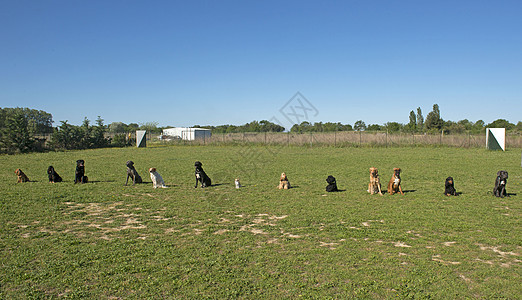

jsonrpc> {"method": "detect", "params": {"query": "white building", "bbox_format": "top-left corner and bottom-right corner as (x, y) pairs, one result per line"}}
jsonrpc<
(162, 127), (211, 141)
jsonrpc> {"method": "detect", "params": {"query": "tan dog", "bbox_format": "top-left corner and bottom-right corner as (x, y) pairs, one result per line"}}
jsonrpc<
(388, 168), (404, 195)
(15, 169), (30, 183)
(367, 167), (383, 195)
(278, 172), (291, 189)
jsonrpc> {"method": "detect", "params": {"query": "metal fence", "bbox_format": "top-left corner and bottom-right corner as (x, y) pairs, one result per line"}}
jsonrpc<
(161, 131), (522, 148)
(34, 131), (522, 148)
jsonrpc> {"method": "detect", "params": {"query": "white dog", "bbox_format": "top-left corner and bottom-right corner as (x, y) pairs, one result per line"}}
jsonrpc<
(149, 168), (167, 188)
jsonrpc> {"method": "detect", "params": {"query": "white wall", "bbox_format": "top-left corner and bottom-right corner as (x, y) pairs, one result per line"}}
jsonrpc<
(162, 127), (211, 141)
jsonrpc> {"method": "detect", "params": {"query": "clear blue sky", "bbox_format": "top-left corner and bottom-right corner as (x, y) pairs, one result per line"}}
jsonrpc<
(1, 0), (521, 129)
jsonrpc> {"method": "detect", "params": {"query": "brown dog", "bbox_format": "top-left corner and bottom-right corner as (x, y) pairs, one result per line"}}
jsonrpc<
(387, 168), (404, 195)
(15, 169), (30, 183)
(278, 172), (291, 189)
(367, 167), (383, 195)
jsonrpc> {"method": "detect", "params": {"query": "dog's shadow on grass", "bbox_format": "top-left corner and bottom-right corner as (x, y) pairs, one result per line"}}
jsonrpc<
(89, 180), (118, 183)
(443, 192), (463, 196)
(506, 192), (517, 197)
(402, 189), (416, 193)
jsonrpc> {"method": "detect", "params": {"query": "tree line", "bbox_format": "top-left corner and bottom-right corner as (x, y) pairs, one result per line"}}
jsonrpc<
(1, 105), (521, 154)
(0, 107), (167, 153)
(0, 108), (53, 153)
(193, 120), (285, 133)
(290, 104), (522, 134)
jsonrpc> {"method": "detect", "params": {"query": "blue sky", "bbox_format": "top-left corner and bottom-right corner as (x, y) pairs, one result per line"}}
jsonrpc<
(1, 0), (521, 129)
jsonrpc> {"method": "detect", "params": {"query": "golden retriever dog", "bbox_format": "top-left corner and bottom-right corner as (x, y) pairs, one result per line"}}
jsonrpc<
(387, 168), (404, 195)
(278, 172), (291, 189)
(15, 169), (30, 183)
(367, 167), (383, 195)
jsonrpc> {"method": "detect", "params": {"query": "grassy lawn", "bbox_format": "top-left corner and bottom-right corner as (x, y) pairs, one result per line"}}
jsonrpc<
(0, 145), (520, 298)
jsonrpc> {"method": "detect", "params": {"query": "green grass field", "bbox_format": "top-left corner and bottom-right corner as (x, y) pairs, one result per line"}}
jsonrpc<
(1, 145), (520, 298)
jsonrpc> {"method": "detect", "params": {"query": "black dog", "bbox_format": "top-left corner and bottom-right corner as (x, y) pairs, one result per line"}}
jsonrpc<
(194, 161), (211, 188)
(494, 170), (508, 198)
(326, 175), (339, 192)
(125, 160), (142, 185)
(74, 160), (88, 184)
(444, 177), (457, 196)
(47, 166), (62, 183)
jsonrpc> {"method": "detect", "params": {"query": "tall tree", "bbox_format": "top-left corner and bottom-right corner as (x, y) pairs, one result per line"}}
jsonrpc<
(405, 110), (417, 132)
(416, 107), (424, 131)
(425, 104), (443, 131)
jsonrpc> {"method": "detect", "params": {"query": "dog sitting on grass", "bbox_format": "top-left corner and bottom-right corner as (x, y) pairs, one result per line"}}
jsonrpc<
(493, 170), (508, 198)
(367, 167), (383, 195)
(325, 175), (338, 192)
(74, 160), (88, 184)
(387, 168), (404, 195)
(125, 160), (142, 185)
(149, 168), (167, 189)
(47, 166), (62, 183)
(278, 172), (291, 190)
(194, 161), (211, 188)
(15, 169), (30, 183)
(444, 177), (457, 196)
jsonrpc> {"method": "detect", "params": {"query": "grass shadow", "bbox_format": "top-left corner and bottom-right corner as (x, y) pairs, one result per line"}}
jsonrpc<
(325, 189), (347, 193)
(210, 183), (226, 187)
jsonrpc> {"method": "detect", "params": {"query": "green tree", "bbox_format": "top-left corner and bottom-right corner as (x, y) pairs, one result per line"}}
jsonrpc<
(384, 122), (403, 132)
(139, 122), (160, 133)
(443, 120), (465, 134)
(0, 109), (34, 153)
(354, 120), (366, 131)
(259, 120), (285, 132)
(457, 119), (473, 131)
(416, 107), (424, 132)
(472, 120), (485, 134)
(366, 124), (383, 131)
(92, 116), (109, 148)
(127, 123), (139, 132)
(405, 110), (417, 132)
(290, 124), (301, 133)
(486, 119), (515, 130)
(109, 122), (126, 133)
(425, 104), (443, 131)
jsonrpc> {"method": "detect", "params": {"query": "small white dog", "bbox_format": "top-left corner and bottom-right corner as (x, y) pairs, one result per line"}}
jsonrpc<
(235, 178), (241, 189)
(149, 168), (167, 188)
